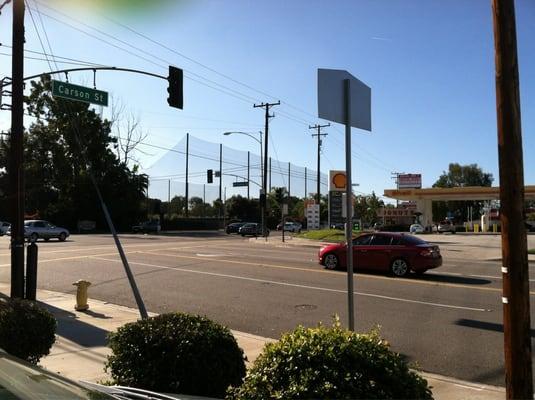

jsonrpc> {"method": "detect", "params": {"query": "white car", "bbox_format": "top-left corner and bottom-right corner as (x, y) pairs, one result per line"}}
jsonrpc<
(0, 221), (10, 236)
(409, 223), (425, 234)
(283, 222), (302, 233)
(23, 220), (70, 242)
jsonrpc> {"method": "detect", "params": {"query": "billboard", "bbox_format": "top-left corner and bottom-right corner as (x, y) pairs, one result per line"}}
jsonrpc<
(398, 174), (422, 189)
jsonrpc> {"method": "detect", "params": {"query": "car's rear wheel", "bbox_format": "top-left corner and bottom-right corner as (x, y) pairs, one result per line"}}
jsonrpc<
(59, 232), (67, 242)
(44, 237), (50, 242)
(323, 253), (339, 270)
(30, 233), (38, 242)
(391, 259), (409, 277)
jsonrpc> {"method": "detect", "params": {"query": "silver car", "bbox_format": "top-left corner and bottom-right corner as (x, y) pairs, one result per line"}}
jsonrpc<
(0, 221), (10, 236)
(23, 220), (70, 242)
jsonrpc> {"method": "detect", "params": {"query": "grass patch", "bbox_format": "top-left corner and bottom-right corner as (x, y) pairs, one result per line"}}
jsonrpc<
(529, 249), (535, 255)
(297, 229), (360, 242)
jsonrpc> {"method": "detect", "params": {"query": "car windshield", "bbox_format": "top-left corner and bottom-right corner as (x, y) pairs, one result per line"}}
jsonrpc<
(0, 351), (116, 399)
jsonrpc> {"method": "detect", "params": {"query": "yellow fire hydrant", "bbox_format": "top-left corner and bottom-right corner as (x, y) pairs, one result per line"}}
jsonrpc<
(73, 279), (91, 311)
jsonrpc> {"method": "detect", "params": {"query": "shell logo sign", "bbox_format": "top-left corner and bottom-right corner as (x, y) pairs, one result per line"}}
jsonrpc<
(329, 170), (347, 192)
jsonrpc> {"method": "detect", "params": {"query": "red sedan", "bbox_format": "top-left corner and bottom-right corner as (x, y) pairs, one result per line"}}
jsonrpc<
(318, 232), (442, 277)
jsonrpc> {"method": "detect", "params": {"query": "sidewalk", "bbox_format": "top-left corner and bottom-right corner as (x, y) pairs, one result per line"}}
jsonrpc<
(0, 283), (505, 399)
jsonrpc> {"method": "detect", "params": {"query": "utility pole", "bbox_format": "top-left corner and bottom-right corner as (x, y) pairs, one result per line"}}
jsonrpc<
(167, 179), (171, 220)
(390, 172), (405, 207)
(254, 101), (280, 237)
(492, 0), (533, 398)
(288, 162), (291, 197)
(185, 133), (189, 218)
(203, 184), (206, 218)
(9, 0), (25, 298)
(269, 157), (272, 191)
(219, 143), (222, 219)
(247, 151), (250, 200)
(304, 167), (307, 199)
(309, 123), (330, 209)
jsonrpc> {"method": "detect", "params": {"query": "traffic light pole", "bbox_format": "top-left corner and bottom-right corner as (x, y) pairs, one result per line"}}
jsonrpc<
(9, 0), (25, 299)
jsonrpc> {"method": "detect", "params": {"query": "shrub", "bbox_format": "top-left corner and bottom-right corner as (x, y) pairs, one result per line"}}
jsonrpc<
(227, 318), (433, 400)
(106, 313), (246, 398)
(0, 299), (56, 364)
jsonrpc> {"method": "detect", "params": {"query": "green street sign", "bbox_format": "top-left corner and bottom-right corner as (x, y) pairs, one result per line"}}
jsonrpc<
(52, 80), (108, 107)
(233, 181), (249, 187)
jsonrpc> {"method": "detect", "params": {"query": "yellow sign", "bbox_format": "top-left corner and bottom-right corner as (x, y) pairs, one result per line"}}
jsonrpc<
(329, 170), (347, 192)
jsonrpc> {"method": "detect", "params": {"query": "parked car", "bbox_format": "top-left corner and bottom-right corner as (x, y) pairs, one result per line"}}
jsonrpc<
(330, 223), (345, 230)
(239, 222), (269, 237)
(318, 232), (442, 277)
(226, 222), (246, 234)
(0, 221), (10, 236)
(132, 220), (161, 234)
(17, 220), (70, 242)
(283, 222), (302, 233)
(409, 223), (425, 234)
(437, 220), (456, 234)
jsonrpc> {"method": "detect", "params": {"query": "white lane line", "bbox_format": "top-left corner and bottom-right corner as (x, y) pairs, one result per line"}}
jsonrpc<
(0, 240), (231, 257)
(90, 256), (489, 312)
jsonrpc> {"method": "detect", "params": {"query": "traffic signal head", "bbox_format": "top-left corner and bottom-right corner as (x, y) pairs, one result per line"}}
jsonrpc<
(207, 169), (213, 183)
(167, 66), (183, 109)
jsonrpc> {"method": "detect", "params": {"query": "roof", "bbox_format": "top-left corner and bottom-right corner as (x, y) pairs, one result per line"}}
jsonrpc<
(384, 185), (535, 201)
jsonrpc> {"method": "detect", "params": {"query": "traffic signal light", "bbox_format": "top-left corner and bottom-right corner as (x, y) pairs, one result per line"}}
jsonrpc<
(207, 169), (213, 183)
(167, 66), (183, 109)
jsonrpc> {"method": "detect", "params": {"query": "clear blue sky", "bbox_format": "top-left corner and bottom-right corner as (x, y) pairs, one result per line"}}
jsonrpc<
(1, 0), (534, 202)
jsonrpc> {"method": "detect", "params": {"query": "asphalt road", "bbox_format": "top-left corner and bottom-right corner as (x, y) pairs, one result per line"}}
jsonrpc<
(0, 231), (534, 387)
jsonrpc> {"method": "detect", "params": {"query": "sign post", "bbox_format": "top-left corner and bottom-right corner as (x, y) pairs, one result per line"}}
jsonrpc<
(318, 69), (371, 331)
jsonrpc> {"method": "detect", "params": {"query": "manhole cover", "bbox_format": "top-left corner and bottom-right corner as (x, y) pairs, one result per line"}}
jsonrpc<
(294, 304), (317, 311)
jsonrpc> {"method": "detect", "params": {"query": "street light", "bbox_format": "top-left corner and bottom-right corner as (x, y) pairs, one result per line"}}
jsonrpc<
(222, 131), (263, 185)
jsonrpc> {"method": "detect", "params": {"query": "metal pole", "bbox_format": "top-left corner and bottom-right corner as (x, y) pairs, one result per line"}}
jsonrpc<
(247, 151), (250, 200)
(25, 242), (38, 301)
(219, 143), (223, 220)
(305, 167), (307, 199)
(317, 133), (321, 206)
(492, 0), (533, 397)
(344, 78), (355, 331)
(288, 162), (291, 197)
(203, 184), (206, 218)
(167, 179), (171, 220)
(185, 133), (189, 218)
(259, 132), (263, 190)
(9, 0), (25, 299)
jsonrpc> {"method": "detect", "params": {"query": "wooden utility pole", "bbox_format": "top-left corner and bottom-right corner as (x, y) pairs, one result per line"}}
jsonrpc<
(253, 101), (279, 236)
(309, 123), (329, 210)
(10, 0), (25, 298)
(492, 0), (533, 398)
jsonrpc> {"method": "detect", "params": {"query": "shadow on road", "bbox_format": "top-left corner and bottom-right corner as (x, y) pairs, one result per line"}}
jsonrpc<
(412, 273), (493, 286)
(455, 318), (535, 337)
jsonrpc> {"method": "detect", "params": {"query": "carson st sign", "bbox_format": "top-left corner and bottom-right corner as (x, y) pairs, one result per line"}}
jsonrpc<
(52, 80), (109, 107)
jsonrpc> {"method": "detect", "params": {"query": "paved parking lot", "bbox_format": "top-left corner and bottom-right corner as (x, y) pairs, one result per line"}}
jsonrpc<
(0, 231), (534, 387)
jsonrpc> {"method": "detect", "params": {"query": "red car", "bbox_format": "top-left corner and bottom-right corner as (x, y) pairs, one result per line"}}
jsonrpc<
(318, 232), (442, 277)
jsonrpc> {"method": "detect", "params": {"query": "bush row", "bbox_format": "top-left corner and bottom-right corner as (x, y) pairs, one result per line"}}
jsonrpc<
(106, 313), (433, 400)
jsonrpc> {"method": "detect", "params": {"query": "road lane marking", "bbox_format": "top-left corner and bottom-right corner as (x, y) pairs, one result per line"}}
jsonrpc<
(0, 240), (232, 257)
(90, 256), (489, 312)
(139, 250), (526, 295)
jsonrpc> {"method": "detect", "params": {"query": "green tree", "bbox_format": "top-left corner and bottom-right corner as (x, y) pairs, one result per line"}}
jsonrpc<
(0, 76), (147, 230)
(353, 192), (385, 225)
(432, 163), (493, 222)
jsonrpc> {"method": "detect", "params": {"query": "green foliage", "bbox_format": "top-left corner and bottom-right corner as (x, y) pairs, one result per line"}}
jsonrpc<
(0, 299), (56, 364)
(227, 318), (433, 400)
(0, 76), (147, 228)
(527, 212), (535, 221)
(432, 163), (494, 222)
(353, 192), (385, 225)
(106, 313), (246, 397)
(297, 228), (358, 242)
(528, 249), (535, 255)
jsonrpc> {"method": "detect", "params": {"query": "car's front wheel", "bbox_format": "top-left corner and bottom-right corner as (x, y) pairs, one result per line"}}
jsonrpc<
(323, 253), (339, 270)
(30, 232), (38, 242)
(391, 258), (409, 277)
(59, 232), (67, 242)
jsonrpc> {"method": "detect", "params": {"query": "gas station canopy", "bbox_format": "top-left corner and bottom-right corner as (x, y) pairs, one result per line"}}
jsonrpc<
(384, 186), (535, 202)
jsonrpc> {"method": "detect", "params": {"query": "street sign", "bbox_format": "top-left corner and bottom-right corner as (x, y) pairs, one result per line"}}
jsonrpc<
(318, 68), (371, 131)
(233, 181), (249, 187)
(329, 170), (347, 192)
(52, 80), (108, 107)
